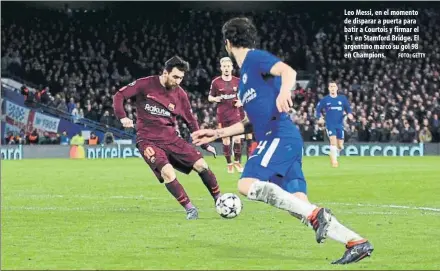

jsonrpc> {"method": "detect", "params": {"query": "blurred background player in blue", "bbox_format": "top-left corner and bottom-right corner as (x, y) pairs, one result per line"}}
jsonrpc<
(316, 81), (354, 167)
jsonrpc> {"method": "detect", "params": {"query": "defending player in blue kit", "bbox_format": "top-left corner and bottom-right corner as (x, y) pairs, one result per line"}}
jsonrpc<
(316, 82), (354, 167)
(191, 17), (373, 265)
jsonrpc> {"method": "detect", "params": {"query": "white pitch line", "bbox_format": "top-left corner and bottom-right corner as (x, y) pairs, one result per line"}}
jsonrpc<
(5, 194), (440, 213)
(2, 206), (439, 216)
(320, 202), (440, 212)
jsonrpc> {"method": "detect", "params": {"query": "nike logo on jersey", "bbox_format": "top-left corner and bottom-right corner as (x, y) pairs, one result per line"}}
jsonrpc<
(147, 94), (156, 99)
(248, 155), (258, 160)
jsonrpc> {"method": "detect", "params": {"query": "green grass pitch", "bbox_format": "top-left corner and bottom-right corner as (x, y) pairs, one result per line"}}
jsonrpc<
(2, 156), (440, 270)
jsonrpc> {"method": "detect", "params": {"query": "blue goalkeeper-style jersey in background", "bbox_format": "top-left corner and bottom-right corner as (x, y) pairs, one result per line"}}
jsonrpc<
(238, 49), (307, 195)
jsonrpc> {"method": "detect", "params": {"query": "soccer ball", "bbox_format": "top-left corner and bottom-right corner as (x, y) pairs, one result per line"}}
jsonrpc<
(215, 193), (243, 219)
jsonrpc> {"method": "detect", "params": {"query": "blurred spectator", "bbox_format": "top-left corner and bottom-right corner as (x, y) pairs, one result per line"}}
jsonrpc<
(301, 124), (313, 141)
(88, 132), (99, 145)
(67, 98), (76, 114)
(18, 130), (26, 144)
(357, 119), (370, 142)
(57, 97), (69, 112)
(20, 85), (36, 107)
(71, 104), (81, 123)
(311, 124), (324, 142)
(59, 131), (70, 145)
(1, 3), (439, 144)
(100, 111), (113, 127)
(70, 132), (85, 146)
(36, 87), (50, 105)
(40, 132), (55, 145)
(27, 130), (39, 144)
(378, 122), (389, 142)
(431, 114), (440, 142)
(419, 126), (433, 143)
(347, 125), (358, 143)
(84, 105), (99, 122)
(4, 132), (16, 145)
(390, 127), (400, 143)
(369, 123), (380, 142)
(103, 132), (115, 145)
(401, 121), (416, 143)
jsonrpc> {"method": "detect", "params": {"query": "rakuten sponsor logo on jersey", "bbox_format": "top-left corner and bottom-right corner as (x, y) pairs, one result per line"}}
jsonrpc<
(220, 94), (237, 100)
(241, 88), (257, 104)
(144, 103), (171, 117)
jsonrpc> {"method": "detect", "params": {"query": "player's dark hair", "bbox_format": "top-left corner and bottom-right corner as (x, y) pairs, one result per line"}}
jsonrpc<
(329, 80), (337, 85)
(164, 56), (190, 73)
(222, 17), (258, 48)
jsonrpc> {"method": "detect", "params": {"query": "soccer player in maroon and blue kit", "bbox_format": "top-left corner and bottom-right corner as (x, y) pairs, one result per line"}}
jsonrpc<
(113, 56), (221, 220)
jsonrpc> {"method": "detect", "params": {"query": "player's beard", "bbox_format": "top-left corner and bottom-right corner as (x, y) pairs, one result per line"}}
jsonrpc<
(165, 80), (178, 90)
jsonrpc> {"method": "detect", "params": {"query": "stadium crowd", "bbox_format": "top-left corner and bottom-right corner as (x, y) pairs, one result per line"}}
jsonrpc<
(3, 128), (114, 146)
(2, 3), (439, 144)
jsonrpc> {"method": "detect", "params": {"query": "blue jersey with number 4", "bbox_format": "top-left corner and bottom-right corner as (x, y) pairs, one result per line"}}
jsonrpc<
(238, 49), (301, 142)
(238, 49), (307, 194)
(316, 95), (352, 129)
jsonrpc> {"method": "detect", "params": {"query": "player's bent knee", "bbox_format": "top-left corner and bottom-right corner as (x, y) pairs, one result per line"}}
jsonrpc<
(237, 178), (258, 196)
(284, 178), (308, 195)
(222, 137), (231, 145)
(232, 136), (241, 144)
(292, 192), (309, 202)
(160, 164), (177, 183)
(329, 137), (337, 145)
(193, 158), (209, 173)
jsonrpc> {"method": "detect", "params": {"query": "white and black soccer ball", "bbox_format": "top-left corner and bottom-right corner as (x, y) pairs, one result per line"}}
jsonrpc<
(215, 193), (243, 219)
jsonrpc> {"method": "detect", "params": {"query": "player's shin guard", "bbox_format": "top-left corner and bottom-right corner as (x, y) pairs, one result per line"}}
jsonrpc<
(247, 181), (316, 218)
(233, 142), (242, 163)
(223, 144), (232, 164)
(198, 169), (221, 201)
(165, 179), (194, 210)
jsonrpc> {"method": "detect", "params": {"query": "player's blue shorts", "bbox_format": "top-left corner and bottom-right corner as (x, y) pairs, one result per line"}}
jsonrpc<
(326, 127), (344, 140)
(241, 136), (307, 194)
